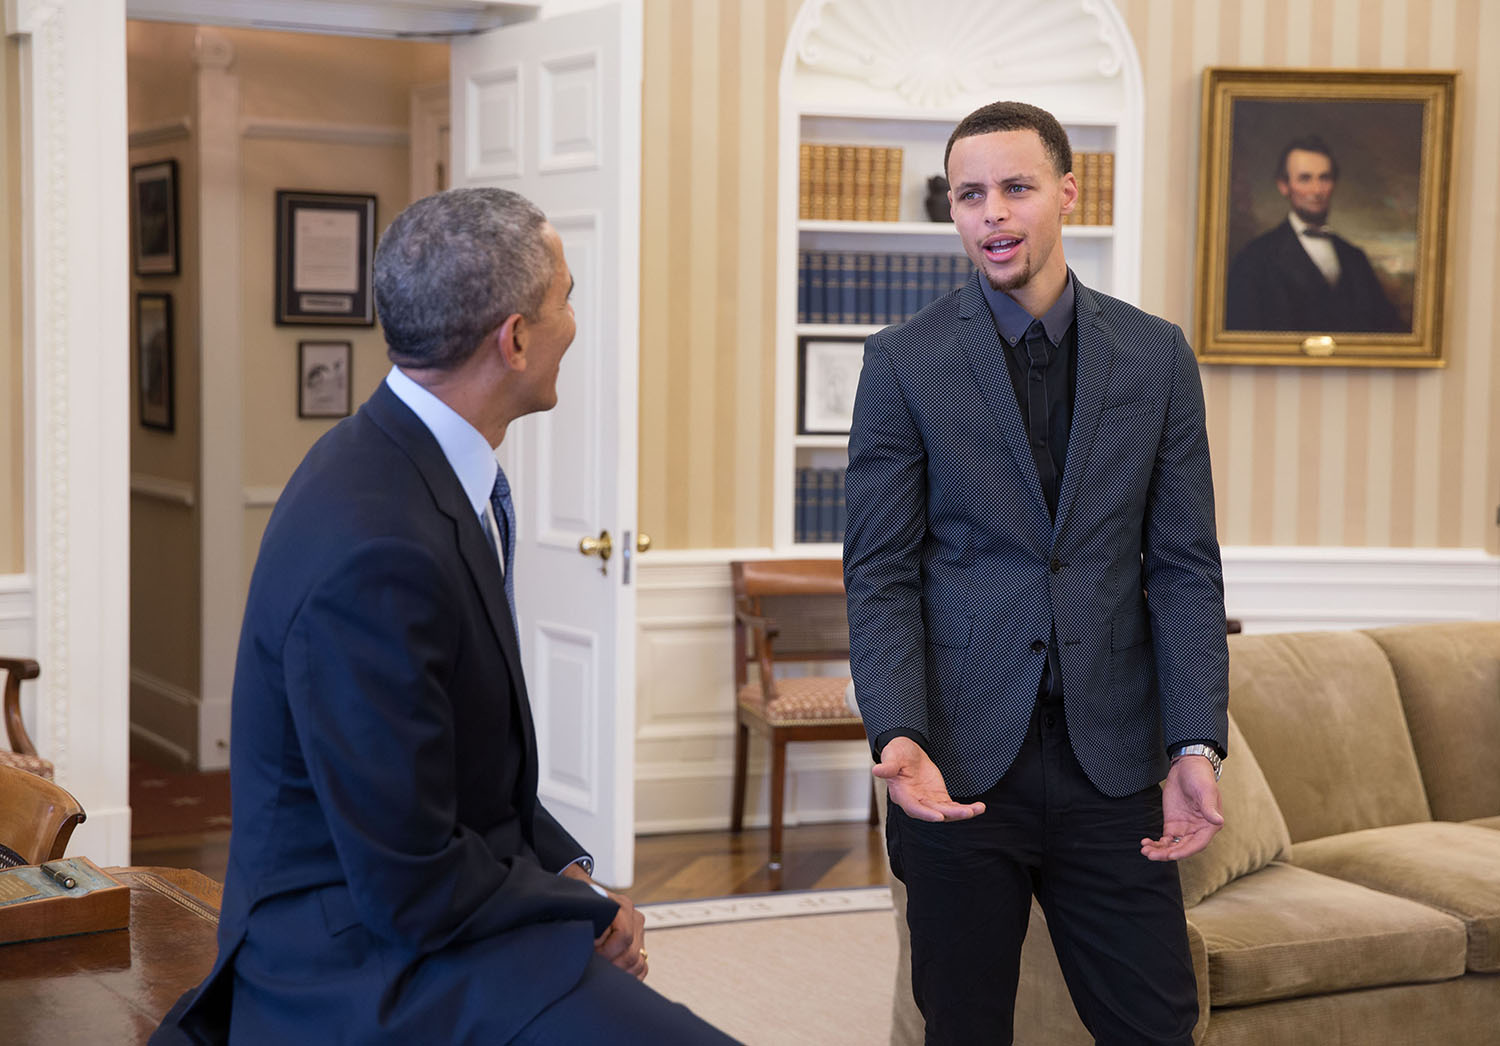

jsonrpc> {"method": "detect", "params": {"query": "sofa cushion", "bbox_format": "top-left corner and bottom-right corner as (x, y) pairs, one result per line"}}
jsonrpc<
(1364, 622), (1500, 823)
(1227, 630), (1431, 843)
(1470, 816), (1500, 831)
(1188, 861), (1467, 1007)
(1178, 713), (1291, 908)
(1291, 821), (1500, 971)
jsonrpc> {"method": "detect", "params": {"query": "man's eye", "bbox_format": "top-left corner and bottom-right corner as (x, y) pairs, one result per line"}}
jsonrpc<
(960, 190), (982, 201)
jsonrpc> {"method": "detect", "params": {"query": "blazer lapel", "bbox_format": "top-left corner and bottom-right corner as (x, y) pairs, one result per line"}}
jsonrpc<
(955, 273), (1049, 518)
(1053, 282), (1116, 540)
(365, 385), (531, 715)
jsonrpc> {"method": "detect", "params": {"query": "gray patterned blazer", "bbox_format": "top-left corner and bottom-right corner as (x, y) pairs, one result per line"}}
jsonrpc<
(843, 272), (1229, 799)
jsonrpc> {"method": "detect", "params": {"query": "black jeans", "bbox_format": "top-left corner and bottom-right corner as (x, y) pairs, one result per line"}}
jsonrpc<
(887, 699), (1197, 1045)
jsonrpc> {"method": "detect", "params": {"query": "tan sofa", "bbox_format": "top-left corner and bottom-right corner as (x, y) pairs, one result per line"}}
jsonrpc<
(886, 621), (1500, 1045)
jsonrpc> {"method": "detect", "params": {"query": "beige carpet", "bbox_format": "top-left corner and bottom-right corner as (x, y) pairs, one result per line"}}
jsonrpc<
(641, 888), (898, 1045)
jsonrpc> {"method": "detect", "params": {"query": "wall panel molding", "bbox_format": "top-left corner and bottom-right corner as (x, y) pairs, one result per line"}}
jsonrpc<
(239, 116), (408, 147)
(130, 473), (197, 507)
(633, 547), (1500, 833)
(128, 116), (192, 146)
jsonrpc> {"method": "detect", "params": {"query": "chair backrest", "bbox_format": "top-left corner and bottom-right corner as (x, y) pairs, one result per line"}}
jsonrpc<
(0, 763), (86, 866)
(2, 657), (42, 757)
(731, 560), (850, 684)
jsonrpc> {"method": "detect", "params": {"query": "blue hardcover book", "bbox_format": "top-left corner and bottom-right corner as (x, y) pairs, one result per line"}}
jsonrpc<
(817, 468), (836, 543)
(808, 250), (827, 325)
(797, 250), (808, 324)
(833, 467), (847, 542)
(871, 253), (889, 326)
(919, 254), (939, 310)
(795, 467), (810, 543)
(855, 253), (873, 325)
(901, 253), (921, 320)
(838, 252), (858, 325)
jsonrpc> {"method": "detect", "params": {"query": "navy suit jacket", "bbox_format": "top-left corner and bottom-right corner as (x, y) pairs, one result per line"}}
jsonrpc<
(1224, 219), (1404, 332)
(152, 383), (617, 1044)
(844, 274), (1229, 799)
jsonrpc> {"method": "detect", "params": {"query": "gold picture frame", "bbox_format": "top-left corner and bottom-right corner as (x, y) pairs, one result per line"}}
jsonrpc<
(1194, 68), (1456, 367)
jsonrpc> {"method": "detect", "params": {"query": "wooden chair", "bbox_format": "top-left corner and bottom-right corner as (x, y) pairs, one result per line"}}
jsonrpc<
(730, 559), (876, 869)
(0, 762), (86, 867)
(1, 657), (55, 781)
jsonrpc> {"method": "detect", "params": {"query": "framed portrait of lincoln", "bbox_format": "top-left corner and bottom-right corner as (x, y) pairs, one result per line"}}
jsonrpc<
(1194, 68), (1455, 367)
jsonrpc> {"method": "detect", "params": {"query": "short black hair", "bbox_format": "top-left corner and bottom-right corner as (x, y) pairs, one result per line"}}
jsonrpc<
(1276, 136), (1340, 182)
(944, 101), (1073, 179)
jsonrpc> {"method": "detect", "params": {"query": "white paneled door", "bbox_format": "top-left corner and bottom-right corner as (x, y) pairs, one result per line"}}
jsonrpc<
(451, 3), (643, 887)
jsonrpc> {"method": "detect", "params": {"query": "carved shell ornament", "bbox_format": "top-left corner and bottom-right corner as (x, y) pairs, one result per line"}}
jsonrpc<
(796, 0), (1125, 109)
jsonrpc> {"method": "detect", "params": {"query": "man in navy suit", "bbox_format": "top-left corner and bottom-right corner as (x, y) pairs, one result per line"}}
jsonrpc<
(1225, 135), (1404, 332)
(153, 188), (731, 1044)
(845, 102), (1230, 1044)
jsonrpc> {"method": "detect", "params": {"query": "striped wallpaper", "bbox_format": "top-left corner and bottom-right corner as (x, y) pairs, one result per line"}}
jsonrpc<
(637, 0), (1500, 554)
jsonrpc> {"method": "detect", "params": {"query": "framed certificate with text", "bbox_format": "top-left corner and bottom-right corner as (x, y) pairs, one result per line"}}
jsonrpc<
(275, 190), (377, 326)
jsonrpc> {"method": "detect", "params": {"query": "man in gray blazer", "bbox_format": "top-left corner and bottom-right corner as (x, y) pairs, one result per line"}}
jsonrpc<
(844, 101), (1229, 1045)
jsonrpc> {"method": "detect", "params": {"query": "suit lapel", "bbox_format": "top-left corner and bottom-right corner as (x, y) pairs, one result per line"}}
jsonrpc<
(1053, 282), (1116, 540)
(955, 273), (1049, 518)
(364, 385), (532, 722)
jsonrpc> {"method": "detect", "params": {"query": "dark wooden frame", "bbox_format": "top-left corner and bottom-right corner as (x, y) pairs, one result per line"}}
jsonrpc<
(1194, 67), (1456, 367)
(297, 340), (353, 419)
(136, 292), (175, 432)
(274, 190), (376, 326)
(131, 159), (179, 276)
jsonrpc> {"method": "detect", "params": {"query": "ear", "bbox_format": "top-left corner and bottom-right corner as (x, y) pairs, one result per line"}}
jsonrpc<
(1275, 178), (1291, 200)
(495, 312), (528, 373)
(1059, 170), (1079, 216)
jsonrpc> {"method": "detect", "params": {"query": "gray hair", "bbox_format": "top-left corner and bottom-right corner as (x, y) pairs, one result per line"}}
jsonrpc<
(374, 187), (554, 370)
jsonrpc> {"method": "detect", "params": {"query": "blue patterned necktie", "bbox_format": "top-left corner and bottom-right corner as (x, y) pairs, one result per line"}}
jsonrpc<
(489, 466), (518, 633)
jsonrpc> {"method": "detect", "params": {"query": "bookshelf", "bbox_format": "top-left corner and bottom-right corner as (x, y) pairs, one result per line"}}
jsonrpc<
(773, 0), (1145, 550)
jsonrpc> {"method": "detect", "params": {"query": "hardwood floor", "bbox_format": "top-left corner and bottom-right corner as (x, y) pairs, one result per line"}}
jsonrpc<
(131, 821), (889, 904)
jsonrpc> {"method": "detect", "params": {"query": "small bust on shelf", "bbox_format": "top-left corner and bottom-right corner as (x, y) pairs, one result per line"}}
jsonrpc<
(925, 175), (952, 222)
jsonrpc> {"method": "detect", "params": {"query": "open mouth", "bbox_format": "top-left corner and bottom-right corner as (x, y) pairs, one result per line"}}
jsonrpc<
(981, 236), (1022, 262)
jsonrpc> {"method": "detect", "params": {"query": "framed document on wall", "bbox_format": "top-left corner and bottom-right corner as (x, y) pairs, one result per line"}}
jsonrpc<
(136, 292), (174, 431)
(275, 190), (377, 326)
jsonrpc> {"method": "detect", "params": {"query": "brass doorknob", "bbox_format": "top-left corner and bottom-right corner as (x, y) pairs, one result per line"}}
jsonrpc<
(636, 532), (652, 553)
(578, 530), (613, 562)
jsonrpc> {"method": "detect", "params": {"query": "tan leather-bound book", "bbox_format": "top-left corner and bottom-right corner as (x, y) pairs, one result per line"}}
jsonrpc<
(807, 143), (826, 220)
(885, 147), (903, 222)
(1082, 152), (1101, 225)
(853, 146), (873, 222)
(838, 146), (857, 221)
(1098, 152), (1114, 226)
(871, 148), (889, 221)
(825, 146), (842, 221)
(799, 143), (813, 220)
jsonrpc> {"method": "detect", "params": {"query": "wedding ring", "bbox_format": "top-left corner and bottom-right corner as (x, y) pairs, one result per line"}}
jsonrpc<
(639, 949), (649, 963)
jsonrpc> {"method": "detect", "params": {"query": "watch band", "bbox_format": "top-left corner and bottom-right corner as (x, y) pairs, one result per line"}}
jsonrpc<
(1172, 743), (1222, 780)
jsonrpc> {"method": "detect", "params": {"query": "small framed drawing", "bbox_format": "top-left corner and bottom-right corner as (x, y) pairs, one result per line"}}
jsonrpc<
(136, 292), (174, 431)
(798, 335), (866, 435)
(1194, 68), (1456, 366)
(298, 340), (352, 419)
(275, 190), (377, 326)
(131, 159), (179, 276)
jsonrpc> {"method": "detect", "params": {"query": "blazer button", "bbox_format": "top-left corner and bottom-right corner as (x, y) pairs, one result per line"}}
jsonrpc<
(1030, 640), (1047, 652)
(1050, 558), (1062, 573)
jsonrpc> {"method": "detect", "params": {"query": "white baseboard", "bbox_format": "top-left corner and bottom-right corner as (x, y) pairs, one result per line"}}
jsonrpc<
(633, 546), (1500, 833)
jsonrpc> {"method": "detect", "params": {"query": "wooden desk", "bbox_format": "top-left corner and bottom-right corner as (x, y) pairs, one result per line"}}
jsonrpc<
(0, 866), (220, 1042)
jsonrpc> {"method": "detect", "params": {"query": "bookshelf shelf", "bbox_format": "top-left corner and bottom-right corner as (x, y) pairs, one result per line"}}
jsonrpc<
(795, 434), (852, 450)
(774, 0), (1144, 550)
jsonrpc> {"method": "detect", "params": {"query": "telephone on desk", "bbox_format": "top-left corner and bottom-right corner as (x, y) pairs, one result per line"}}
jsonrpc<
(0, 856), (130, 944)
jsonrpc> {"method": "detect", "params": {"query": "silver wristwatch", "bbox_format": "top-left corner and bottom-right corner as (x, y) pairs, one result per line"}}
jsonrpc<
(1171, 743), (1222, 780)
